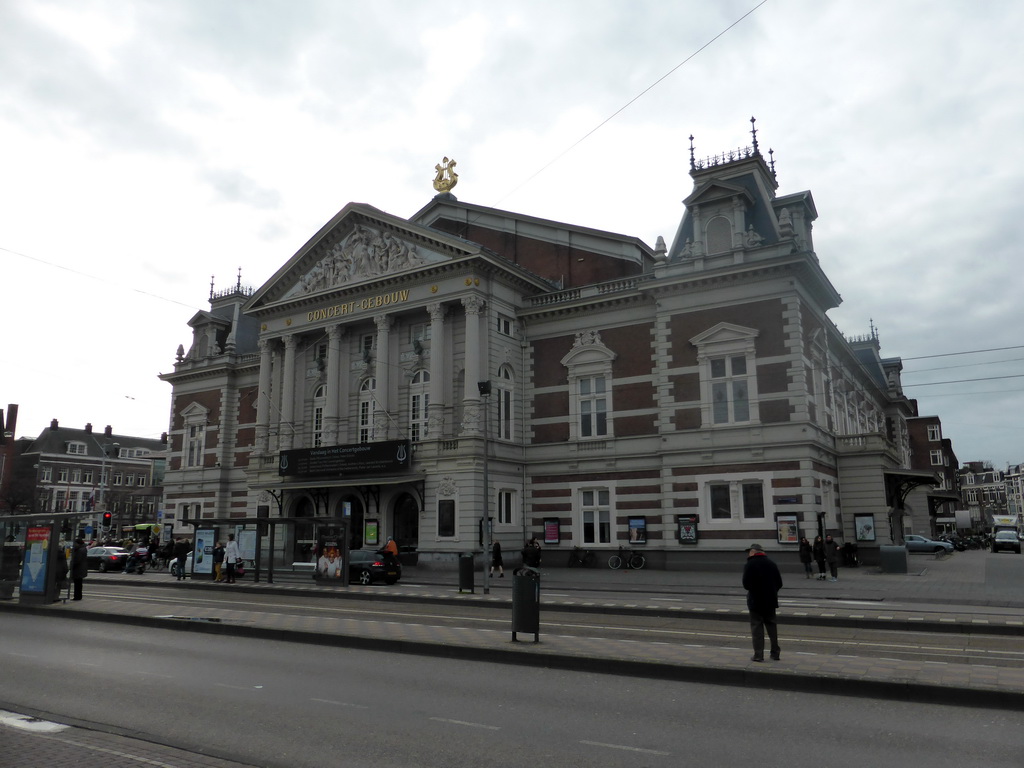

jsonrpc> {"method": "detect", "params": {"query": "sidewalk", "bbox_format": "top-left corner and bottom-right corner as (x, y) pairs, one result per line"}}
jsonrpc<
(3, 551), (1022, 713)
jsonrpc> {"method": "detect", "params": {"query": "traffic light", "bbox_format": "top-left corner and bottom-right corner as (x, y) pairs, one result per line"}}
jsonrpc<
(102, 512), (112, 532)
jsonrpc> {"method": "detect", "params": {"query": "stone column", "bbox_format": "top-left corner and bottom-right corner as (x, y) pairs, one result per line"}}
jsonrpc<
(461, 295), (485, 436)
(373, 315), (393, 440)
(255, 338), (273, 453)
(324, 325), (344, 445)
(280, 334), (297, 451)
(427, 303), (447, 437)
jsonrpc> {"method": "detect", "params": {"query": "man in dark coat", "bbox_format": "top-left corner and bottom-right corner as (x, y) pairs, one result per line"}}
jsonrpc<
(70, 538), (88, 601)
(742, 543), (783, 662)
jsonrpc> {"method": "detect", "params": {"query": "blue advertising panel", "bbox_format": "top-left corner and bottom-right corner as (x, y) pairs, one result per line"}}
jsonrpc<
(20, 525), (52, 594)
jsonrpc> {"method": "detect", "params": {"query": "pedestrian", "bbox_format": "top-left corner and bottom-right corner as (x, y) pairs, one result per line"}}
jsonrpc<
(489, 540), (504, 578)
(824, 534), (840, 582)
(71, 537), (88, 601)
(798, 536), (813, 579)
(224, 533), (241, 583)
(812, 535), (827, 580)
(212, 541), (225, 582)
(742, 543), (783, 662)
(172, 537), (190, 581)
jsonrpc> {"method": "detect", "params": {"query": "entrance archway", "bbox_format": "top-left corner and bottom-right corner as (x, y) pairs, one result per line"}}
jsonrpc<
(392, 493), (419, 551)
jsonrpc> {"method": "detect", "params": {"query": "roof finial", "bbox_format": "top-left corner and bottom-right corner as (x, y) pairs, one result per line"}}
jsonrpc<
(209, 275), (215, 300)
(236, 266), (242, 291)
(750, 116), (759, 155)
(768, 147), (776, 175)
(688, 134), (696, 170)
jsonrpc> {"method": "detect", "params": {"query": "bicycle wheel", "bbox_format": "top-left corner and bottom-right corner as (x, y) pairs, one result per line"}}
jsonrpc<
(628, 553), (646, 569)
(608, 554), (623, 569)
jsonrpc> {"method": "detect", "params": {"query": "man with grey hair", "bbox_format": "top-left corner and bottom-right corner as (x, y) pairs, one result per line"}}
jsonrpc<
(742, 543), (783, 662)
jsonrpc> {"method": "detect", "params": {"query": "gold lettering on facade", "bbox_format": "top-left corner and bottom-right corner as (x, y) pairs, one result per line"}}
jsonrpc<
(305, 290), (411, 323)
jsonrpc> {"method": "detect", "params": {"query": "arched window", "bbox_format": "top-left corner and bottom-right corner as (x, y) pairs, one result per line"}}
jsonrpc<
(409, 370), (429, 442)
(496, 365), (514, 441)
(312, 385), (325, 447)
(359, 378), (376, 443)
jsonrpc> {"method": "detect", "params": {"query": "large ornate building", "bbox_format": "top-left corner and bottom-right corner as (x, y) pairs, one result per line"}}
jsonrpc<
(160, 127), (938, 568)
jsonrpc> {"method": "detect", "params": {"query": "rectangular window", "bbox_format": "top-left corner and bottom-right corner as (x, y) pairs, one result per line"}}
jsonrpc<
(313, 405), (324, 448)
(497, 386), (513, 441)
(410, 323), (431, 343)
(930, 450), (944, 466)
(437, 499), (456, 538)
(410, 392), (429, 442)
(581, 489), (611, 544)
(186, 424), (204, 467)
(711, 356), (750, 424)
(579, 376), (608, 437)
(497, 315), (514, 336)
(137, 475), (147, 488)
(927, 425), (941, 442)
(71, 469), (82, 484)
(497, 490), (514, 526)
(67, 442), (86, 455)
(359, 400), (373, 443)
(58, 468), (69, 483)
(125, 474), (135, 487)
(113, 473), (123, 486)
(361, 334), (375, 354)
(83, 470), (93, 484)
(710, 483), (731, 520)
(41, 467), (53, 482)
(742, 482), (765, 519)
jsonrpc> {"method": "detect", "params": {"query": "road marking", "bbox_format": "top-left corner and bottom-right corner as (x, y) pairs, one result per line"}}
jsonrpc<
(430, 717), (500, 730)
(581, 740), (670, 755)
(311, 698), (369, 709)
(0, 710), (68, 733)
(214, 682), (263, 691)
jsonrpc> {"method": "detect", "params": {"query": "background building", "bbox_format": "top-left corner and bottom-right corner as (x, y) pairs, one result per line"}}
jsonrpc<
(160, 128), (952, 569)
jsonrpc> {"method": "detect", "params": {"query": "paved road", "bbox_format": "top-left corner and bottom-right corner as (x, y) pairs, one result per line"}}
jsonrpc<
(1, 548), (1021, 766)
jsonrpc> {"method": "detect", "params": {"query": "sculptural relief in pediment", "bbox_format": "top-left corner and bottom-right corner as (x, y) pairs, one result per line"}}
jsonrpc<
(297, 224), (429, 295)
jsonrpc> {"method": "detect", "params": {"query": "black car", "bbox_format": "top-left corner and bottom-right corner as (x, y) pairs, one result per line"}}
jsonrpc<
(86, 546), (130, 572)
(348, 550), (401, 585)
(991, 531), (1022, 554)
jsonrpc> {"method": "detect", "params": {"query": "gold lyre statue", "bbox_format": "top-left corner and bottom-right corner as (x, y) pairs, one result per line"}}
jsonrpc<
(432, 157), (458, 193)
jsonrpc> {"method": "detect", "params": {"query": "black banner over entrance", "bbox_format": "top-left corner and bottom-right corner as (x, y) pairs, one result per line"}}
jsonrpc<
(278, 440), (411, 478)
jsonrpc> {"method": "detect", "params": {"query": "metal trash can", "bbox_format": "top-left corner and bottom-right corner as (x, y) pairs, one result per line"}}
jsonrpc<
(511, 573), (540, 642)
(458, 552), (475, 593)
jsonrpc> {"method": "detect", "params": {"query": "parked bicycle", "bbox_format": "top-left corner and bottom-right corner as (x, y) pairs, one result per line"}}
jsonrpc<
(567, 546), (597, 567)
(608, 546), (645, 570)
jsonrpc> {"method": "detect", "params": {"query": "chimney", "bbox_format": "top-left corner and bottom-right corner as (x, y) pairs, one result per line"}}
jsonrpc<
(85, 423), (93, 433)
(161, 432), (168, 444)
(104, 425), (113, 436)
(50, 419), (59, 430)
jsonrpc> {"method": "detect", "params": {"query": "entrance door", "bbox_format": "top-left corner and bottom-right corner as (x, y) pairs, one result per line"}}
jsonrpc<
(392, 493), (419, 551)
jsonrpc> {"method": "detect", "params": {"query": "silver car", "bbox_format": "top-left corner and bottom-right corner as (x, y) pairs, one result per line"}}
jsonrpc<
(904, 534), (954, 554)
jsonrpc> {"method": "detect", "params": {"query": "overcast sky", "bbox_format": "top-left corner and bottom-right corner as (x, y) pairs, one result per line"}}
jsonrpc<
(2, 0), (1022, 468)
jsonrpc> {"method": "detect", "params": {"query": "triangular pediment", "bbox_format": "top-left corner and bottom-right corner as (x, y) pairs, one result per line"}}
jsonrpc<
(246, 203), (487, 311)
(683, 180), (754, 208)
(689, 322), (759, 347)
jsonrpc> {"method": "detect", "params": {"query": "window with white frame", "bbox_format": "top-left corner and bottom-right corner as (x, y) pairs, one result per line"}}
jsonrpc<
(497, 489), (515, 526)
(930, 449), (944, 466)
(312, 385), (325, 447)
(125, 474), (135, 487)
(83, 470), (93, 484)
(410, 323), (431, 343)
(702, 475), (771, 525)
(113, 472), (122, 486)
(359, 378), (376, 443)
(579, 376), (608, 438)
(360, 334), (375, 357)
(581, 488), (611, 544)
(927, 425), (941, 442)
(137, 475), (147, 488)
(41, 466), (53, 482)
(71, 469), (81, 483)
(409, 370), (430, 442)
(496, 365), (514, 441)
(691, 323), (759, 428)
(186, 423), (205, 467)
(497, 314), (514, 336)
(58, 468), (68, 483)
(67, 442), (86, 455)
(561, 331), (616, 440)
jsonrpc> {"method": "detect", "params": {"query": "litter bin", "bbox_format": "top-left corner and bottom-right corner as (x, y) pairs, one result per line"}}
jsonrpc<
(511, 573), (540, 642)
(458, 552), (475, 593)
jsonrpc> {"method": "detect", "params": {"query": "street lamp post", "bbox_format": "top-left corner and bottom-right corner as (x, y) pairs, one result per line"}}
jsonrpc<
(99, 442), (119, 538)
(478, 381), (492, 595)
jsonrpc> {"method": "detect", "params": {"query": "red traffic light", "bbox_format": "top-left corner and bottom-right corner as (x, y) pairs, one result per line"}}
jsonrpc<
(102, 512), (112, 530)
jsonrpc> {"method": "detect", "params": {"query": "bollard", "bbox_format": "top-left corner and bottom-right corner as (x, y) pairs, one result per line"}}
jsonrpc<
(511, 572), (540, 642)
(458, 552), (475, 593)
